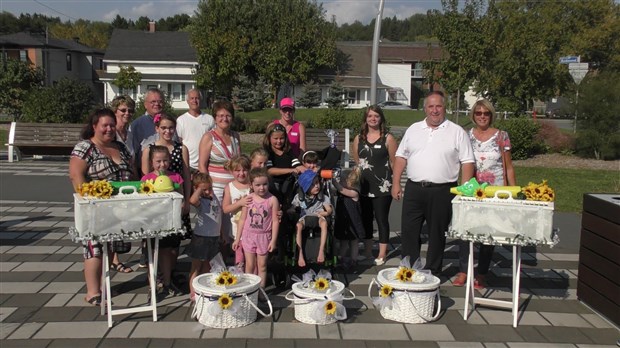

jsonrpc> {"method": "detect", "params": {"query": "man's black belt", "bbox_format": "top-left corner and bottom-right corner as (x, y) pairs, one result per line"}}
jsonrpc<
(409, 180), (455, 188)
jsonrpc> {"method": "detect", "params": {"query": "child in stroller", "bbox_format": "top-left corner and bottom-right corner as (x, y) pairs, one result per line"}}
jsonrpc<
(288, 170), (333, 267)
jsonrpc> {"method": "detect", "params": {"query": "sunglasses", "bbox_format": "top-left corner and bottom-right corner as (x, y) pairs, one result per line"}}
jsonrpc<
(271, 124), (286, 133)
(474, 111), (492, 117)
(281, 108), (294, 113)
(118, 108), (135, 113)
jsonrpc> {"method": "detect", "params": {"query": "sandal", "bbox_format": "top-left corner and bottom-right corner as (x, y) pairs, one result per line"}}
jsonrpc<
(84, 295), (102, 306)
(110, 263), (133, 273)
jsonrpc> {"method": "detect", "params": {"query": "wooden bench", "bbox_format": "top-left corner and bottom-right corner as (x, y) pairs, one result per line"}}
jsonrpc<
(304, 127), (351, 168)
(6, 122), (84, 162)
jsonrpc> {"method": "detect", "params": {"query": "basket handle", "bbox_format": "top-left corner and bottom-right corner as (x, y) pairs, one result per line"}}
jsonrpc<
(284, 290), (317, 304)
(404, 290), (442, 322)
(342, 287), (356, 300)
(367, 278), (378, 300)
(243, 287), (273, 317)
(190, 293), (205, 320)
(493, 190), (514, 200)
(118, 186), (138, 195)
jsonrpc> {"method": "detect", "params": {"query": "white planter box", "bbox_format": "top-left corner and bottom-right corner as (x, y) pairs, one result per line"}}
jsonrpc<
(448, 196), (556, 246)
(71, 192), (183, 242)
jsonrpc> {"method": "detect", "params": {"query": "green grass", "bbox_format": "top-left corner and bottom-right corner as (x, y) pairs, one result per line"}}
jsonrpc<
(0, 129), (7, 150)
(514, 166), (619, 213)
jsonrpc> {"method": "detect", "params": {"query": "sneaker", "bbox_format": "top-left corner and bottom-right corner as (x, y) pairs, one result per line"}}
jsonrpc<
(374, 258), (385, 266)
(139, 253), (148, 268)
(452, 272), (467, 287)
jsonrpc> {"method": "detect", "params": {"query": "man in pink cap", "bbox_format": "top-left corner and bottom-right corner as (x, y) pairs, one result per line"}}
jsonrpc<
(272, 97), (306, 158)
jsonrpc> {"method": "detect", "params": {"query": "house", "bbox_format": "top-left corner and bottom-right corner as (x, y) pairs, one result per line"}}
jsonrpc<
(0, 31), (105, 103)
(283, 41), (442, 109)
(99, 24), (197, 109)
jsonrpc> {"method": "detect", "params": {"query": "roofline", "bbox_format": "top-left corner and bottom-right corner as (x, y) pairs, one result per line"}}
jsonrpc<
(103, 59), (197, 65)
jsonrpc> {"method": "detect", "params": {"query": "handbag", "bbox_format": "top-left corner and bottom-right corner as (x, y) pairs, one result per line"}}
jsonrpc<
(498, 130), (509, 185)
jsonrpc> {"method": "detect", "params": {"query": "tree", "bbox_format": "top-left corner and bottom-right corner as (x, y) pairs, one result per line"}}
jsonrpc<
(297, 81), (322, 108)
(50, 19), (112, 49)
(190, 0), (337, 101)
(112, 65), (142, 94)
(0, 59), (44, 119)
(575, 72), (620, 159)
(0, 11), (20, 34)
(324, 80), (346, 109)
(21, 77), (94, 123)
(232, 75), (268, 112)
(111, 14), (130, 29)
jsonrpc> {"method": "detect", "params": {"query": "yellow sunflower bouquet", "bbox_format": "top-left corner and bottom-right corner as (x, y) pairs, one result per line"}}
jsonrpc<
(78, 180), (113, 199)
(522, 180), (555, 202)
(214, 270), (238, 287)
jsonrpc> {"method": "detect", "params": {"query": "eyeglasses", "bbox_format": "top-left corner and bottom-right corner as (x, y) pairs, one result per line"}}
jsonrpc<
(271, 124), (286, 133)
(158, 126), (175, 132)
(474, 111), (492, 117)
(118, 108), (135, 113)
(148, 100), (163, 105)
(281, 108), (294, 113)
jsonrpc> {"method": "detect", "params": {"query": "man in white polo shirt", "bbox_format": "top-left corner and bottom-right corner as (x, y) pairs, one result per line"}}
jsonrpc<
(176, 89), (215, 171)
(391, 91), (475, 275)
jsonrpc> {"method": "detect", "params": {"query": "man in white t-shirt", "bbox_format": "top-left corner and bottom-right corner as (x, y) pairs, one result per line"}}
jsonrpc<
(176, 89), (215, 171)
(391, 91), (475, 276)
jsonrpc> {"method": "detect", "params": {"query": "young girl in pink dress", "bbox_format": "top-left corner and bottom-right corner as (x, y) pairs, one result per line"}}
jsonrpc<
(232, 168), (280, 290)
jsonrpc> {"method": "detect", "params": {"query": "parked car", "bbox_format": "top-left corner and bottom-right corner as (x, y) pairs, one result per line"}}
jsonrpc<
(377, 101), (413, 110)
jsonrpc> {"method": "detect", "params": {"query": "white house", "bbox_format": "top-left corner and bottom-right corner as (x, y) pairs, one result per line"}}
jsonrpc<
(99, 24), (198, 109)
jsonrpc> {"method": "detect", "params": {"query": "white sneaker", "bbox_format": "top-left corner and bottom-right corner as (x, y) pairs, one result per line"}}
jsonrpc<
(374, 258), (385, 266)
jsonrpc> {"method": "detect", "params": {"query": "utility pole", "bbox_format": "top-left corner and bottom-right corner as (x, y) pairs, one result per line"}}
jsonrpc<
(369, 0), (385, 105)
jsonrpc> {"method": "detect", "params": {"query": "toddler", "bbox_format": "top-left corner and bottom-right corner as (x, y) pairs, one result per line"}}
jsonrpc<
(332, 167), (364, 269)
(233, 168), (280, 291)
(222, 155), (252, 269)
(187, 172), (222, 301)
(289, 170), (333, 267)
(301, 150), (320, 171)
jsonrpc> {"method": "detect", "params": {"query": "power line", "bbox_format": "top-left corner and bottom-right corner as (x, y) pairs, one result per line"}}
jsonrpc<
(32, 0), (78, 21)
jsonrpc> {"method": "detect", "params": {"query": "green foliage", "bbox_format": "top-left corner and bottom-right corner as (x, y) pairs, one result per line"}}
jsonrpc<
(310, 108), (361, 133)
(190, 0), (337, 100)
(232, 76), (268, 112)
(50, 19), (112, 49)
(574, 72), (620, 159)
(134, 93), (176, 117)
(324, 80), (346, 109)
(297, 81), (322, 108)
(112, 65), (142, 92)
(21, 78), (94, 123)
(495, 117), (543, 160)
(0, 59), (44, 119)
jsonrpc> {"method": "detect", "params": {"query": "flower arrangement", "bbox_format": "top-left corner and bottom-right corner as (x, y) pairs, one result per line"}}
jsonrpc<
(522, 180), (555, 202)
(379, 284), (393, 298)
(214, 270), (238, 287)
(395, 266), (415, 282)
(314, 277), (330, 291)
(292, 269), (333, 293)
(78, 180), (113, 199)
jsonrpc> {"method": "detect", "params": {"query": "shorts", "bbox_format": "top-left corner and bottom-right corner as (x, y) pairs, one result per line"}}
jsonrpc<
(299, 215), (330, 230)
(241, 231), (272, 255)
(83, 241), (103, 259)
(156, 233), (182, 249)
(186, 235), (220, 261)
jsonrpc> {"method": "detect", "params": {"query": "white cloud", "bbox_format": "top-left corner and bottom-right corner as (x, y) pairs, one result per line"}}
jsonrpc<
(322, 1), (430, 25)
(102, 9), (120, 22)
(130, 1), (157, 19)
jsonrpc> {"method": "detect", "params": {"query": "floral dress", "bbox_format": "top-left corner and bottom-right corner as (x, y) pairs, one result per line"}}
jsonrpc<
(469, 129), (511, 186)
(357, 134), (392, 198)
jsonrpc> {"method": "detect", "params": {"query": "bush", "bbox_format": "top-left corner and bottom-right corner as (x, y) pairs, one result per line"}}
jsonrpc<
(21, 77), (94, 123)
(310, 108), (361, 133)
(535, 121), (575, 154)
(576, 130), (620, 160)
(495, 117), (544, 160)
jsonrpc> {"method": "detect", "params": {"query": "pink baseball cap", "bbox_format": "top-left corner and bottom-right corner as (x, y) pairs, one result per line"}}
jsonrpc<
(280, 97), (295, 109)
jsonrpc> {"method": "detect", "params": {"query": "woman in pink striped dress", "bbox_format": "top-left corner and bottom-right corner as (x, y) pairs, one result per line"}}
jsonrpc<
(198, 100), (241, 246)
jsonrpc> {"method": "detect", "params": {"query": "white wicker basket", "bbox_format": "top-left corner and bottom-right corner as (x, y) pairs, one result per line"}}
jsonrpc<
(368, 268), (441, 324)
(285, 280), (355, 325)
(191, 273), (272, 328)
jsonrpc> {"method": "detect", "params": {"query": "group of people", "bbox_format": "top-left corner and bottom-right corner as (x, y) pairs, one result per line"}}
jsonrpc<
(69, 89), (515, 306)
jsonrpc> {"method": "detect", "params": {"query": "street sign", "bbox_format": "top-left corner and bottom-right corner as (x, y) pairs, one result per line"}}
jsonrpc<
(568, 62), (589, 85)
(560, 56), (580, 64)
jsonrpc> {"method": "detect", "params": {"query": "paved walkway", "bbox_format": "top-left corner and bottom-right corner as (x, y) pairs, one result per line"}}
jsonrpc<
(0, 160), (618, 347)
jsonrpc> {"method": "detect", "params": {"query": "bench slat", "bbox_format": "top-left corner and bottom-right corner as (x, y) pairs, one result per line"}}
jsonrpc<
(7, 122), (83, 162)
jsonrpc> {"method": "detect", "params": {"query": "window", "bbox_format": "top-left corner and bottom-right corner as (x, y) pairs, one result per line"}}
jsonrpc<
(19, 50), (27, 62)
(66, 53), (72, 71)
(346, 89), (359, 105)
(167, 83), (186, 101)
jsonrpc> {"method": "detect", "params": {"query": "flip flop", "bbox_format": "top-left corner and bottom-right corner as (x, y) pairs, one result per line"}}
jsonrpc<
(84, 295), (101, 306)
(110, 263), (133, 273)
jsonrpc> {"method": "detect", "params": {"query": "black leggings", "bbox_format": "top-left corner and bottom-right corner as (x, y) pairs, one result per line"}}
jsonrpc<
(361, 195), (392, 244)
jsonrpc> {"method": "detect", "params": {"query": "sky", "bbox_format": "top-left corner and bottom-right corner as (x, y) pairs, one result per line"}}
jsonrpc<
(1, 0), (441, 25)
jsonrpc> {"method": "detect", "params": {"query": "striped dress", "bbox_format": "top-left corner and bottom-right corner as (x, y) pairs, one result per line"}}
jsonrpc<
(207, 130), (240, 204)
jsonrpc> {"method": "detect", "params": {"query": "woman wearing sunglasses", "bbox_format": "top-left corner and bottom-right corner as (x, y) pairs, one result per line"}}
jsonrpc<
(453, 99), (516, 289)
(110, 95), (136, 156)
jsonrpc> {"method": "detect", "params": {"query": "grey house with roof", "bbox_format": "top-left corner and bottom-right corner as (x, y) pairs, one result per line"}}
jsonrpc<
(100, 27), (198, 108)
(0, 31), (105, 103)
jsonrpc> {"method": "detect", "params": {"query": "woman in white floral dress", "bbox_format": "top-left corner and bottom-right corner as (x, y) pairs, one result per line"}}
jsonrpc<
(352, 105), (398, 265)
(453, 99), (516, 289)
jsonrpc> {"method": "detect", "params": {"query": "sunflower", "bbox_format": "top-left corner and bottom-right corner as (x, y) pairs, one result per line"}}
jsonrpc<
(379, 284), (393, 298)
(215, 274), (228, 286)
(395, 268), (406, 281)
(324, 301), (336, 315)
(314, 277), (329, 291)
(396, 267), (414, 282)
(140, 180), (155, 194)
(474, 188), (485, 200)
(218, 294), (233, 309)
(225, 274), (238, 286)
